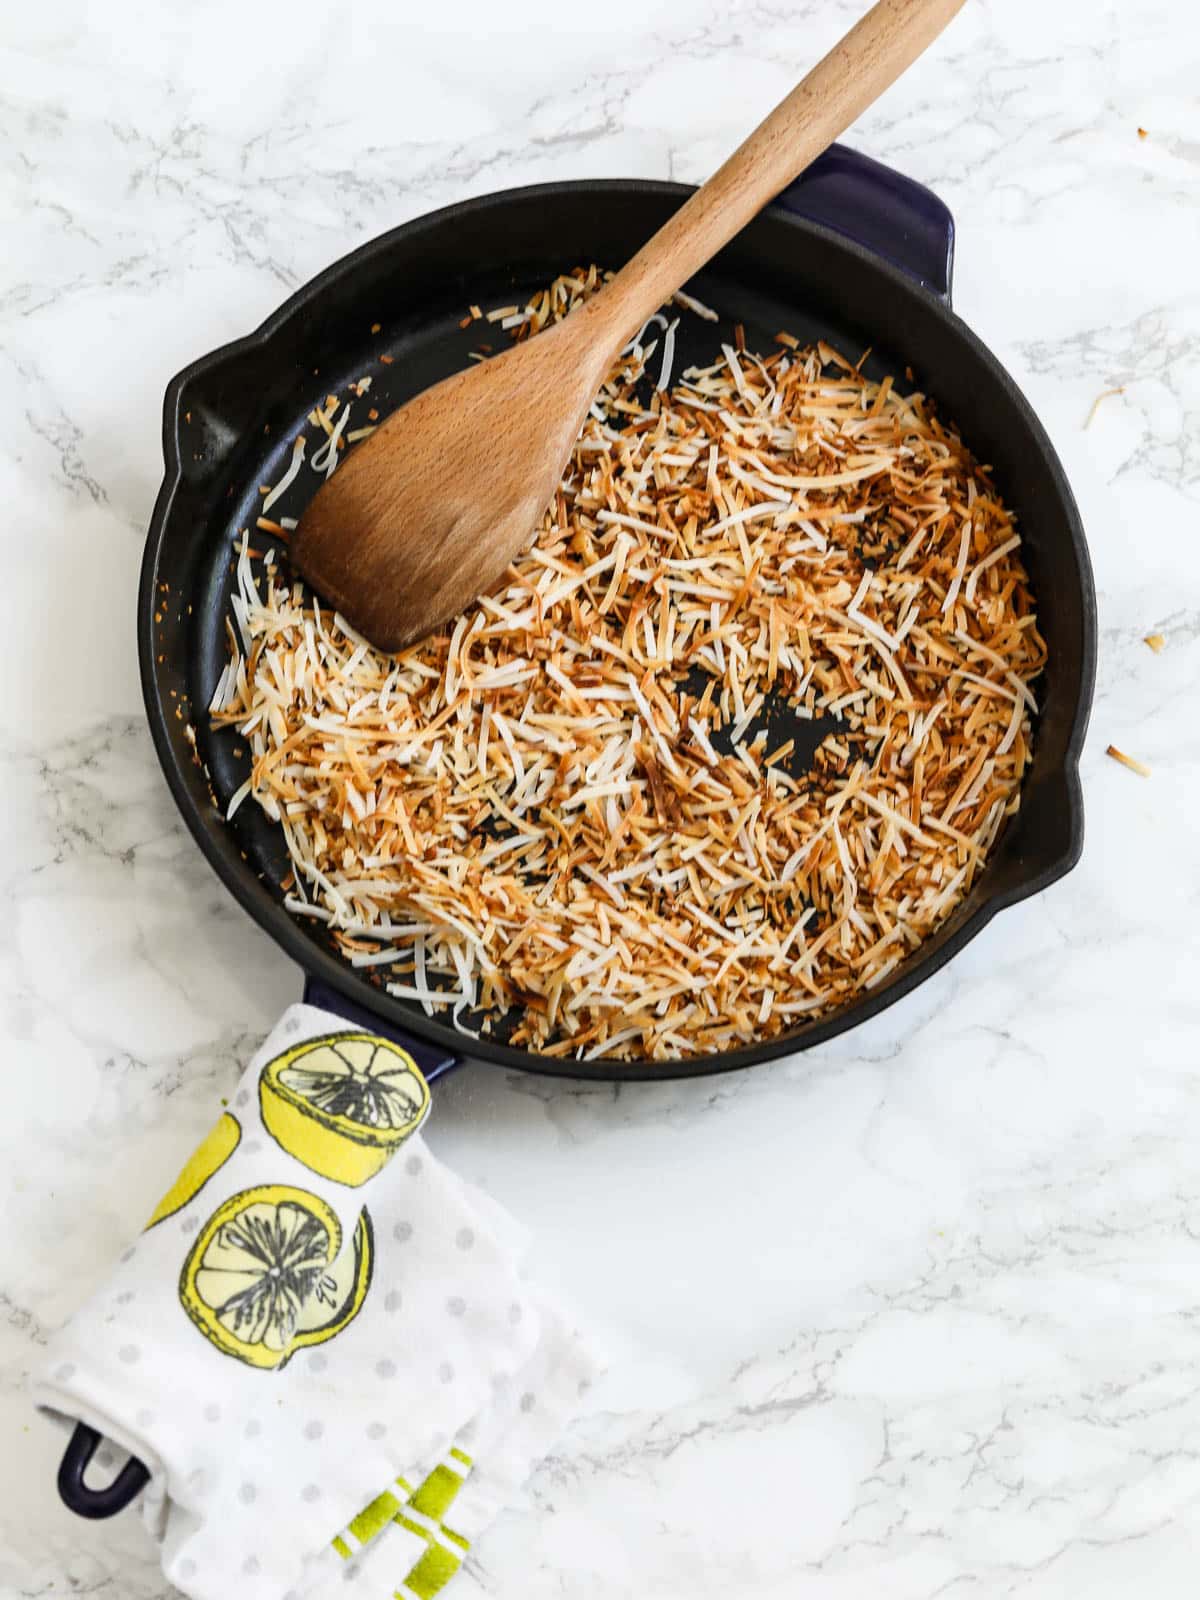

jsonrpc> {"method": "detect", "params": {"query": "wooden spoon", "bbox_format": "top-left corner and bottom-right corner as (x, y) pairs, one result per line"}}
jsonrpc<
(293, 0), (966, 652)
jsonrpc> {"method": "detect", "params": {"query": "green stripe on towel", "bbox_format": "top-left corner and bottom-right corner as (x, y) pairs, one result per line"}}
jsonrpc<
(409, 1460), (467, 1522)
(332, 1450), (474, 1589)
(347, 1486), (403, 1547)
(395, 1537), (462, 1600)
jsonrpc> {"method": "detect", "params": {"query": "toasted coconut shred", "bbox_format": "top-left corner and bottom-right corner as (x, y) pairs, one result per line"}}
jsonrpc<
(214, 268), (1045, 1061)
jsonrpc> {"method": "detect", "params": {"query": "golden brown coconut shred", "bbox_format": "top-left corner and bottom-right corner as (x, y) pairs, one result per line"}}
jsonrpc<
(213, 268), (1045, 1061)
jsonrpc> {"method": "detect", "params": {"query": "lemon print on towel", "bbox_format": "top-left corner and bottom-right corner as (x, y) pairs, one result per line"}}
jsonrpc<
(146, 1112), (241, 1228)
(293, 1207), (373, 1357)
(259, 1032), (430, 1187)
(180, 1184), (372, 1368)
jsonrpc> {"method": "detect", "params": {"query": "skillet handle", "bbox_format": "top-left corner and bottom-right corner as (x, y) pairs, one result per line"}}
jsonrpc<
(58, 1423), (151, 1519)
(301, 975), (463, 1084)
(773, 142), (955, 304)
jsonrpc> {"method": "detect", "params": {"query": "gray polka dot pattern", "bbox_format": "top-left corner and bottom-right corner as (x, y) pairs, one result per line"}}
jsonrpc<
(54, 1362), (75, 1383)
(97, 1447), (114, 1469)
(120, 1247), (135, 1263)
(284, 1016), (299, 1035)
(54, 1015), (559, 1563)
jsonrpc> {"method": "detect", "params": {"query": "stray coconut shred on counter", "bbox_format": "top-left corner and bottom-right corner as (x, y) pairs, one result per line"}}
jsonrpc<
(210, 267), (1045, 1061)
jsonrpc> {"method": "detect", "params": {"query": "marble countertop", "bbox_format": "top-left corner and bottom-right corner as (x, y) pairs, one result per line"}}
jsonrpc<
(4, 0), (1199, 1593)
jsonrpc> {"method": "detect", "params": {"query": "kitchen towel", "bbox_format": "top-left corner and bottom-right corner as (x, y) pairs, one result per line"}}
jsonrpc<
(33, 1005), (602, 1600)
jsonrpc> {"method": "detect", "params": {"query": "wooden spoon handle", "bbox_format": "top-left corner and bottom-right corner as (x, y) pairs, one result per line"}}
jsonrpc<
(589, 0), (966, 342)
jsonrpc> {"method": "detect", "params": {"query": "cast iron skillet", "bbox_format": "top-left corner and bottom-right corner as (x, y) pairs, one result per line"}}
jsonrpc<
(138, 144), (1096, 1083)
(61, 146), (1095, 1515)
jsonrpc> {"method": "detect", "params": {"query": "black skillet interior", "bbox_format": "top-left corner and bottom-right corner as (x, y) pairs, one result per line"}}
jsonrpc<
(140, 149), (1096, 1081)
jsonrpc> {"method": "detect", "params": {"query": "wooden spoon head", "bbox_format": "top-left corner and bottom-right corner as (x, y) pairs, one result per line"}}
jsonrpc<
(291, 314), (608, 653)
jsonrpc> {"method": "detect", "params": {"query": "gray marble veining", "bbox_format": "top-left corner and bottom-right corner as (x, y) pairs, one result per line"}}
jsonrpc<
(3, 0), (1200, 1594)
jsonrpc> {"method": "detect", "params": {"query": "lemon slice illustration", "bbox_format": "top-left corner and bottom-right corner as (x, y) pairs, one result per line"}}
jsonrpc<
(146, 1112), (241, 1228)
(179, 1185), (342, 1369)
(259, 1033), (430, 1187)
(292, 1208), (374, 1353)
